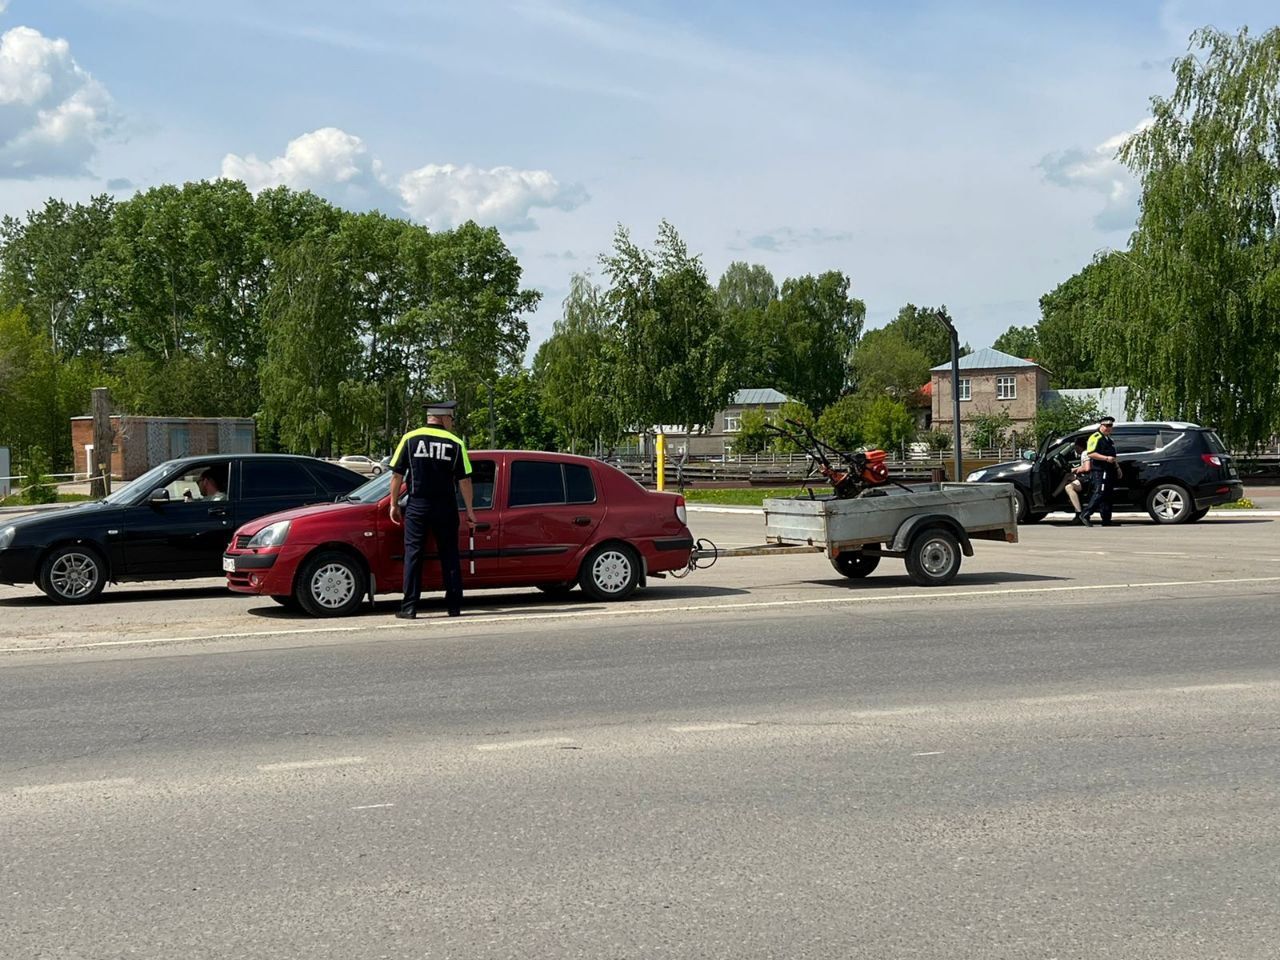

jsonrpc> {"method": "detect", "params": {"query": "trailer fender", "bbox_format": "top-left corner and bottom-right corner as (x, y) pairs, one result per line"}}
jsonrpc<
(891, 514), (974, 557)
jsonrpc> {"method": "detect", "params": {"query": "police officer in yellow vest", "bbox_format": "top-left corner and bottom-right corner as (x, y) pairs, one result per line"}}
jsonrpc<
(389, 400), (477, 619)
(1079, 416), (1120, 527)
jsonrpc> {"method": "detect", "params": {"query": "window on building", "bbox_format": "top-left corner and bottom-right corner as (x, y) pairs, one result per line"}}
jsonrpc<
(958, 379), (971, 401)
(996, 376), (1016, 400)
(723, 411), (742, 433)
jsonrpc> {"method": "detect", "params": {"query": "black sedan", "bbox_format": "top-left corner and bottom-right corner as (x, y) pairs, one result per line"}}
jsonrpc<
(0, 455), (364, 604)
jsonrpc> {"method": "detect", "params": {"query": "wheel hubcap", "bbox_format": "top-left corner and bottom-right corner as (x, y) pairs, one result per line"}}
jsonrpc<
(920, 539), (955, 577)
(1154, 488), (1184, 519)
(311, 563), (356, 608)
(51, 552), (99, 598)
(592, 551), (632, 593)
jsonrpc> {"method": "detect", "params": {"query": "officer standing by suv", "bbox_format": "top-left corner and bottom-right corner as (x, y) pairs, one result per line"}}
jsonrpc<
(1079, 416), (1120, 527)
(389, 400), (477, 619)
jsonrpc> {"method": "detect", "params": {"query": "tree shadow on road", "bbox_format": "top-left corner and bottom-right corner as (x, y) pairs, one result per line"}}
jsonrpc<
(245, 583), (752, 621)
(0, 584), (231, 607)
(810, 571), (1070, 589)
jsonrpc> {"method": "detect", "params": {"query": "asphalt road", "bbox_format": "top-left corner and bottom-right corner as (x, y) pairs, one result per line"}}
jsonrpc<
(2, 512), (1279, 958)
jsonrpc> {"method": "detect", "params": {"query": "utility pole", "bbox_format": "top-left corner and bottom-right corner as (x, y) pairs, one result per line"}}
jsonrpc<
(933, 312), (963, 482)
(91, 387), (112, 498)
(487, 380), (497, 448)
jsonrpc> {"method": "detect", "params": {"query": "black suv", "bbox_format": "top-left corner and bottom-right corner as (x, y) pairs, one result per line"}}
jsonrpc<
(966, 422), (1244, 525)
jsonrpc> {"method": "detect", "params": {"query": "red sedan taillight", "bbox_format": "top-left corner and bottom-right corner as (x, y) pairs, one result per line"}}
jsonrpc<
(675, 495), (687, 525)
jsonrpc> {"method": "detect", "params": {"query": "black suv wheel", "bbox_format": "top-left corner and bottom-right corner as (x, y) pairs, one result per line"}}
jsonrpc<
(1147, 482), (1194, 524)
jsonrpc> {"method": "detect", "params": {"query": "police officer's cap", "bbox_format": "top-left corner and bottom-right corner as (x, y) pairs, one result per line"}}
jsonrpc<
(1099, 416), (1116, 426)
(424, 400), (457, 417)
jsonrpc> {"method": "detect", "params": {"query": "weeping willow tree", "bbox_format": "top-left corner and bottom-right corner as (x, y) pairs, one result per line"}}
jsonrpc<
(1102, 26), (1280, 450)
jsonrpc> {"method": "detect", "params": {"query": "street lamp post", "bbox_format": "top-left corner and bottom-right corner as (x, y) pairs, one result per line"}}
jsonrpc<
(934, 311), (963, 482)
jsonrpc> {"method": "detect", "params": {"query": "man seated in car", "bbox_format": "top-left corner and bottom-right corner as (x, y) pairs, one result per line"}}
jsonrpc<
(197, 469), (227, 501)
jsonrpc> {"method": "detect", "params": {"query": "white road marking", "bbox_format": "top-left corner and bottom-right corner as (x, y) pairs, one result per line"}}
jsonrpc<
(475, 737), (576, 752)
(352, 803), (394, 810)
(668, 722), (750, 733)
(257, 756), (367, 772)
(13, 777), (137, 795)
(1168, 682), (1255, 694)
(1134, 551), (1188, 557)
(1018, 694), (1101, 705)
(4, 575), (1279, 655)
(911, 751), (944, 757)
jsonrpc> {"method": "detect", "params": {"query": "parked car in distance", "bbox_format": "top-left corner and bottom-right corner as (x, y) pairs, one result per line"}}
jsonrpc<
(965, 421), (1243, 524)
(336, 455), (385, 476)
(0, 455), (365, 604)
(223, 450), (695, 617)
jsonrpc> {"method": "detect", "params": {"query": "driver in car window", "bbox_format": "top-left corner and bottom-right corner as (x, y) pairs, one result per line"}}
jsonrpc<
(197, 470), (226, 500)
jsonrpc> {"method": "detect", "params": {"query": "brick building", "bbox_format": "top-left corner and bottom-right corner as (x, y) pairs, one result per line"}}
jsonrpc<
(71, 416), (256, 481)
(930, 348), (1050, 440)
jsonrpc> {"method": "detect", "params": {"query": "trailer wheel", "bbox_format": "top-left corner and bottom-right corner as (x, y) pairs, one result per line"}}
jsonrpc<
(831, 551), (881, 579)
(905, 528), (962, 586)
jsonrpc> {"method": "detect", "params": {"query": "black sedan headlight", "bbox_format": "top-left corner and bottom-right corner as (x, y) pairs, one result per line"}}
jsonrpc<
(0, 525), (15, 551)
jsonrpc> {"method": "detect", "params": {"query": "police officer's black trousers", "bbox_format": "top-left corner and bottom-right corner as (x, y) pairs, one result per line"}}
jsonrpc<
(1081, 468), (1113, 523)
(401, 501), (463, 615)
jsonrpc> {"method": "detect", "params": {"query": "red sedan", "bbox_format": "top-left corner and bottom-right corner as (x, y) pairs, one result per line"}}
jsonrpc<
(223, 450), (694, 617)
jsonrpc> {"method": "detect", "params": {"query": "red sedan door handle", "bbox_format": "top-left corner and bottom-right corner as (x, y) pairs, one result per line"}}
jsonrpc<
(473, 522), (492, 532)
(573, 516), (592, 526)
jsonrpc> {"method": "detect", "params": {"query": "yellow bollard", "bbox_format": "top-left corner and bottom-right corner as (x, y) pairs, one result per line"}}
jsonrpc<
(655, 433), (666, 491)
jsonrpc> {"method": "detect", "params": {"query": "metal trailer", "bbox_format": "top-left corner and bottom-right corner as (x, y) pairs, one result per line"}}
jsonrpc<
(691, 482), (1019, 587)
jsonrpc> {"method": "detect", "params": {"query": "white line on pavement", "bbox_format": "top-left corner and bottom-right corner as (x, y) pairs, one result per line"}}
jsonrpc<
(476, 737), (576, 752)
(911, 751), (945, 757)
(352, 803), (394, 810)
(257, 756), (367, 772)
(668, 722), (750, 732)
(13, 777), (137, 795)
(4, 576), (1278, 655)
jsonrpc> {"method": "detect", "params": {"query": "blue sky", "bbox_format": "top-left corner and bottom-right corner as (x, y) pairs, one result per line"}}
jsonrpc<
(2, 0), (1277, 353)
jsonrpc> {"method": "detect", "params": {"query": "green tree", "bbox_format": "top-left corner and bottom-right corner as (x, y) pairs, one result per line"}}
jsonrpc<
(992, 324), (1041, 362)
(258, 238), (361, 456)
(733, 407), (773, 454)
(770, 400), (816, 453)
(600, 221), (733, 431)
(0, 307), (64, 470)
(816, 395), (865, 450)
(469, 369), (559, 451)
(716, 261), (779, 388)
(1102, 26), (1280, 449)
(535, 274), (623, 452)
(881, 304), (959, 367)
(768, 271), (865, 410)
(1035, 256), (1115, 387)
(967, 409), (1014, 449)
(1032, 395), (1105, 446)
(849, 326), (931, 401)
(858, 396), (917, 451)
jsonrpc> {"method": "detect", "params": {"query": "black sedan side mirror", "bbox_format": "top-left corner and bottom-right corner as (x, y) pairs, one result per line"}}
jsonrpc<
(1021, 449), (1037, 461)
(149, 487), (170, 502)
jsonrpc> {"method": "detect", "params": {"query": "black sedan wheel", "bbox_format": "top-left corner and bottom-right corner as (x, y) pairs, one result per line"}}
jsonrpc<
(578, 544), (640, 601)
(295, 550), (366, 617)
(39, 544), (108, 604)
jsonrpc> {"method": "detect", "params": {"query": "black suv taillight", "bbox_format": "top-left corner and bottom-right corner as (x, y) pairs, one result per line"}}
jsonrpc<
(1201, 454), (1222, 468)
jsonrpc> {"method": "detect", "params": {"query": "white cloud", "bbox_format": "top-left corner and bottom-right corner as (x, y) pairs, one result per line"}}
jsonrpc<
(0, 25), (116, 179)
(222, 127), (587, 230)
(398, 162), (587, 230)
(221, 126), (397, 211)
(1039, 119), (1152, 232)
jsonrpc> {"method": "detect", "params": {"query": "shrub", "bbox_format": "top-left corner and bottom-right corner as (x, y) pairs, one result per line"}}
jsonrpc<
(19, 447), (57, 505)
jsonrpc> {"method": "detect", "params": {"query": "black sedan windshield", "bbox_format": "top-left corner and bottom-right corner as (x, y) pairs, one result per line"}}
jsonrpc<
(344, 471), (392, 503)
